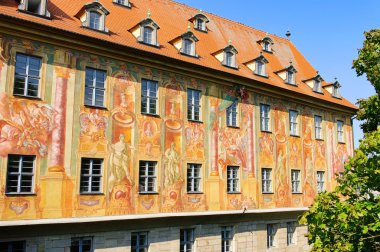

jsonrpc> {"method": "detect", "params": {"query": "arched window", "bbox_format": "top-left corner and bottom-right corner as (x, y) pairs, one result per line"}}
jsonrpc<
(143, 27), (154, 44)
(183, 39), (193, 55)
(89, 11), (101, 30)
(263, 41), (271, 52)
(225, 52), (234, 67)
(196, 19), (204, 30)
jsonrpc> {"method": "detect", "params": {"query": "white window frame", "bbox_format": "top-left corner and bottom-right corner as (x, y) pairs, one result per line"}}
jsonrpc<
(13, 53), (42, 98)
(313, 79), (322, 93)
(183, 39), (194, 56)
(287, 222), (296, 245)
(260, 104), (270, 132)
(337, 120), (344, 143)
(333, 85), (341, 98)
(317, 171), (325, 193)
(80, 158), (103, 194)
(6, 155), (35, 194)
(187, 89), (201, 121)
(291, 170), (301, 193)
(187, 164), (202, 193)
(314, 115), (323, 140)
(262, 168), (272, 193)
(287, 70), (295, 85)
(226, 101), (238, 127)
(139, 161), (157, 193)
(267, 224), (276, 248)
(143, 26), (154, 45)
(221, 226), (233, 252)
(255, 60), (266, 76)
(227, 166), (239, 193)
(141, 79), (158, 115)
(89, 11), (101, 30)
(289, 110), (299, 136)
(180, 228), (195, 252)
(225, 51), (234, 67)
(71, 237), (93, 252)
(131, 231), (149, 252)
(84, 67), (106, 107)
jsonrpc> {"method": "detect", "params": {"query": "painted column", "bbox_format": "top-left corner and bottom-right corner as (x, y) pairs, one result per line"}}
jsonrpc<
(247, 106), (255, 178)
(48, 66), (69, 172)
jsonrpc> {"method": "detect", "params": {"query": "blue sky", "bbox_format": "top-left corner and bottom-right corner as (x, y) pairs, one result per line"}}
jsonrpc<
(177, 0), (378, 147)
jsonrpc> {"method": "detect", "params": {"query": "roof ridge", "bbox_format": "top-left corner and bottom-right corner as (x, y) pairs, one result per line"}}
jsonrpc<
(168, 0), (291, 43)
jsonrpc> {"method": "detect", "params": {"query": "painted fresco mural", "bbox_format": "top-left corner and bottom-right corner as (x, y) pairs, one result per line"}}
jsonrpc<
(0, 35), (354, 220)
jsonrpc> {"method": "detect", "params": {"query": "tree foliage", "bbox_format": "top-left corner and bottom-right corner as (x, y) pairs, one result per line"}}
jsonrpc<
(356, 95), (380, 134)
(300, 128), (380, 251)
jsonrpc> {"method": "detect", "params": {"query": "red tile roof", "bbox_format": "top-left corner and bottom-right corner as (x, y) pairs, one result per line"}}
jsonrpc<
(0, 0), (357, 110)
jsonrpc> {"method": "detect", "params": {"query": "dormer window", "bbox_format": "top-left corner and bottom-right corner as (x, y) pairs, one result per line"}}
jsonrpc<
(260, 35), (274, 53)
(274, 64), (297, 85)
(332, 79), (342, 98)
(143, 26), (153, 44)
(225, 52), (234, 67)
(221, 43), (238, 68)
(287, 70), (295, 84)
(89, 11), (101, 30)
(18, 0), (51, 17)
(76, 2), (110, 33)
(191, 12), (209, 32)
(183, 39), (194, 55)
(113, 0), (131, 8)
(253, 54), (269, 77)
(129, 13), (160, 46)
(313, 79), (322, 93)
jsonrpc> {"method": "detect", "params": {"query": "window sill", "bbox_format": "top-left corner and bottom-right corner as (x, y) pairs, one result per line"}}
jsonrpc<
(291, 192), (303, 195)
(84, 104), (108, 110)
(18, 9), (52, 20)
(227, 191), (241, 194)
(5, 193), (36, 197)
(112, 2), (132, 8)
(194, 28), (208, 33)
(188, 119), (203, 124)
(222, 64), (239, 70)
(187, 192), (203, 195)
(139, 192), (159, 195)
(227, 125), (240, 129)
(262, 192), (274, 195)
(139, 41), (160, 48)
(81, 26), (110, 35)
(79, 193), (105, 196)
(13, 94), (42, 101)
(285, 81), (297, 86)
(180, 52), (199, 59)
(338, 141), (345, 144)
(313, 90), (324, 94)
(261, 130), (272, 133)
(254, 73), (269, 78)
(289, 134), (300, 138)
(262, 49), (273, 54)
(141, 112), (160, 118)
(315, 138), (324, 141)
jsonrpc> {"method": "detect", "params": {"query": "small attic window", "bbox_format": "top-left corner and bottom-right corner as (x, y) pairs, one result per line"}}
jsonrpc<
(18, 0), (51, 17)
(133, 13), (160, 47)
(191, 12), (209, 32)
(261, 36), (274, 53)
(287, 70), (295, 85)
(77, 2), (110, 33)
(143, 26), (154, 44)
(113, 0), (131, 8)
(332, 80), (341, 98)
(313, 79), (322, 93)
(180, 31), (199, 57)
(254, 54), (269, 77)
(222, 43), (238, 69)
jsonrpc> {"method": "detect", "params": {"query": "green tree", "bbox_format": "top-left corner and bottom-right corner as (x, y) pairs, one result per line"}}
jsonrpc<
(300, 29), (380, 251)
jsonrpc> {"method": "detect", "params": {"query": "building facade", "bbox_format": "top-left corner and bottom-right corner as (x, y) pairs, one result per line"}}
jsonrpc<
(0, 0), (356, 251)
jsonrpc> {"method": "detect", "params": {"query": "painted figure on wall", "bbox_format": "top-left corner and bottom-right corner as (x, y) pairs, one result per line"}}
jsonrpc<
(0, 94), (54, 157)
(164, 142), (180, 187)
(109, 134), (132, 191)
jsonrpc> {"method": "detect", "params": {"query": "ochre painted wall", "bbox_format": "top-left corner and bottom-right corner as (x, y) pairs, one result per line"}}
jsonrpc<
(0, 35), (354, 220)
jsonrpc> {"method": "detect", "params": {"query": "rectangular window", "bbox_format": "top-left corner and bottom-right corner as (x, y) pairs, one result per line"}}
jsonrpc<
(260, 104), (270, 131)
(0, 241), (26, 252)
(131, 232), (148, 252)
(287, 222), (296, 245)
(287, 71), (295, 84)
(141, 79), (158, 115)
(314, 115), (323, 140)
(267, 224), (276, 248)
(337, 120), (344, 143)
(6, 155), (35, 194)
(139, 161), (157, 193)
(227, 166), (239, 193)
(71, 237), (93, 252)
(313, 80), (322, 93)
(226, 101), (238, 127)
(221, 226), (233, 252)
(187, 164), (201, 193)
(289, 110), (298, 136)
(80, 158), (103, 194)
(84, 68), (106, 107)
(187, 89), (201, 121)
(180, 228), (194, 252)
(317, 171), (325, 193)
(291, 170), (301, 193)
(14, 53), (41, 98)
(262, 168), (272, 193)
